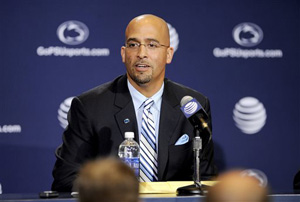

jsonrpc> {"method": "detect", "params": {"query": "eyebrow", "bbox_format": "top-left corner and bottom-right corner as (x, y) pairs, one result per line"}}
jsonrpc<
(126, 38), (160, 43)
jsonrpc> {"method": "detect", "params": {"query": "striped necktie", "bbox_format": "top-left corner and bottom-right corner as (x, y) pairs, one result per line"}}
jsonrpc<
(139, 98), (158, 182)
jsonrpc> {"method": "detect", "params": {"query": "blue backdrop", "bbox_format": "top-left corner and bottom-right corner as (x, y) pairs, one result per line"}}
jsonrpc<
(0, 0), (299, 193)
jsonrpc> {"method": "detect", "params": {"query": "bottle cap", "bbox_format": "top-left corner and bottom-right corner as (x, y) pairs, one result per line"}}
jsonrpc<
(125, 132), (134, 139)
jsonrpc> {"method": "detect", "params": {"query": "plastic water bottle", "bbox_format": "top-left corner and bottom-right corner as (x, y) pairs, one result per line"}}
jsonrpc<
(118, 132), (140, 177)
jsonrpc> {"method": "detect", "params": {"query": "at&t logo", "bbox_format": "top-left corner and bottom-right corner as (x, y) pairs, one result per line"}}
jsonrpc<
(57, 20), (89, 45)
(58, 97), (74, 129)
(233, 97), (267, 134)
(232, 22), (263, 47)
(184, 101), (198, 115)
(167, 23), (179, 52)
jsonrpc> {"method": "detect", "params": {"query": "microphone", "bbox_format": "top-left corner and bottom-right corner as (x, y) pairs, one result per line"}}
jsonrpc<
(177, 96), (212, 196)
(180, 96), (212, 139)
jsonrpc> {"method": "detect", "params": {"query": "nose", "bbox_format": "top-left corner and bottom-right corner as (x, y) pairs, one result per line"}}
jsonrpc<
(137, 44), (148, 59)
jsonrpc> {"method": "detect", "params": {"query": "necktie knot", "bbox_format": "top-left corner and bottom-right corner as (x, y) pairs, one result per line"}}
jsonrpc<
(144, 98), (154, 111)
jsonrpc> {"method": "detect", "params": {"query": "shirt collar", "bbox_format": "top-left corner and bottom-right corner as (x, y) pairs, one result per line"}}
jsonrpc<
(127, 80), (164, 111)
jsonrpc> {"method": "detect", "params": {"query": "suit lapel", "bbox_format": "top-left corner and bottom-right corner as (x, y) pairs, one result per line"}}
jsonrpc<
(114, 75), (139, 142)
(158, 80), (181, 180)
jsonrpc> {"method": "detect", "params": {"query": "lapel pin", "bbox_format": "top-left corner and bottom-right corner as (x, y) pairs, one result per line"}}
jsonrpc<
(124, 118), (130, 124)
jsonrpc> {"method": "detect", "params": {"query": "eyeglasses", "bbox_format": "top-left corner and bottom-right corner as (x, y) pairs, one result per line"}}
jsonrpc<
(125, 41), (169, 51)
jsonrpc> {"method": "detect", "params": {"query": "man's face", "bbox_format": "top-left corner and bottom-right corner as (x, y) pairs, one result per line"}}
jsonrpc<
(121, 18), (173, 87)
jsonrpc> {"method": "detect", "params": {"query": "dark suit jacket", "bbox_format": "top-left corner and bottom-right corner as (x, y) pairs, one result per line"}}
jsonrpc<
(52, 75), (217, 192)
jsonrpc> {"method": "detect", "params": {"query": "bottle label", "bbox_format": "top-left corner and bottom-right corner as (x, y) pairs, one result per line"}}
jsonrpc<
(121, 157), (139, 177)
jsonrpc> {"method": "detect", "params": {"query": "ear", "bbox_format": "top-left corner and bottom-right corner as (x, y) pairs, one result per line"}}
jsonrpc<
(166, 47), (174, 64)
(121, 46), (126, 63)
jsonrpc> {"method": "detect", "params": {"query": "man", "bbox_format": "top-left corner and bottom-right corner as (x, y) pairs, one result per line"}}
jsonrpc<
(52, 14), (217, 192)
(206, 170), (269, 202)
(75, 158), (139, 202)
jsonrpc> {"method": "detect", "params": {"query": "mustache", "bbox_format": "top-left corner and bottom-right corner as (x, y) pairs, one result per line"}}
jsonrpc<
(134, 60), (151, 66)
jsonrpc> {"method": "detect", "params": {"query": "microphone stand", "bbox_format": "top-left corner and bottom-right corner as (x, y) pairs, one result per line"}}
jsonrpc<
(177, 127), (209, 196)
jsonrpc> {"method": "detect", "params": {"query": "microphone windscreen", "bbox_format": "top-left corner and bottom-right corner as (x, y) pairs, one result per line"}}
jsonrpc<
(180, 96), (193, 107)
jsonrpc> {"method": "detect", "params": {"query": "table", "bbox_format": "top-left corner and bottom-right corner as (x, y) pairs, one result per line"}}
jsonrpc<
(0, 193), (299, 202)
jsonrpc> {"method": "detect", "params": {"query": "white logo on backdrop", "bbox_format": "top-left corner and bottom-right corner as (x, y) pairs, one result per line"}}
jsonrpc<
(167, 23), (179, 52)
(241, 169), (268, 187)
(233, 97), (267, 134)
(213, 22), (283, 59)
(57, 20), (89, 45)
(0, 125), (22, 133)
(233, 22), (263, 47)
(37, 20), (110, 57)
(58, 97), (74, 129)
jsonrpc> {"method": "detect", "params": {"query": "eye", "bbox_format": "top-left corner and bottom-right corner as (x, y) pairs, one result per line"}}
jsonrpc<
(147, 42), (159, 49)
(127, 42), (139, 48)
